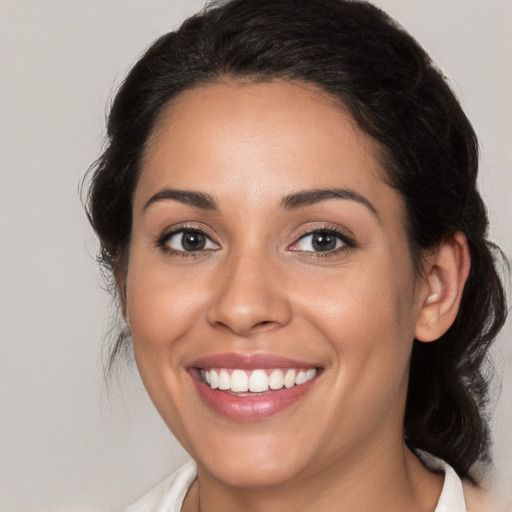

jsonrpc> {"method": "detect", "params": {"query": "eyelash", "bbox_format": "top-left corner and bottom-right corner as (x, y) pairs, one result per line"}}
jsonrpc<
(156, 227), (218, 258)
(156, 225), (356, 258)
(291, 226), (356, 258)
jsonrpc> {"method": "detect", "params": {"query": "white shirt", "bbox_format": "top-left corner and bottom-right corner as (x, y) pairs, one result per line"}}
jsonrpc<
(126, 459), (467, 512)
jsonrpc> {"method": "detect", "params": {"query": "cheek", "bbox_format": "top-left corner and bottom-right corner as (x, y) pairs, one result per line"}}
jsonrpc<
(124, 252), (210, 438)
(125, 250), (207, 363)
(296, 254), (418, 389)
(301, 261), (416, 343)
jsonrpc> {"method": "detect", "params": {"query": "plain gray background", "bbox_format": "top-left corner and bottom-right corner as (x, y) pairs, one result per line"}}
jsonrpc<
(1, 1), (511, 510)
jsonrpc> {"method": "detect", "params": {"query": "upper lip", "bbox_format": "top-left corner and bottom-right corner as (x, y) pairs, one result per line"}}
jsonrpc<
(187, 352), (320, 370)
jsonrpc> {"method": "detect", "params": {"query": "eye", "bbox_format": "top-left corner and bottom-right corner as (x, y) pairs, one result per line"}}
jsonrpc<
(289, 229), (353, 253)
(160, 229), (219, 253)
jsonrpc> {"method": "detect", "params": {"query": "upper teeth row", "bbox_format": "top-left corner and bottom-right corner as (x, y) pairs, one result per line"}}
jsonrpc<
(202, 368), (317, 393)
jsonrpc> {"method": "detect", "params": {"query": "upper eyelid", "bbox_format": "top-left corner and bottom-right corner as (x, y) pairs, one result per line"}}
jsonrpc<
(296, 232), (350, 244)
(294, 225), (355, 242)
(158, 223), (217, 241)
(298, 227), (346, 237)
(160, 228), (217, 244)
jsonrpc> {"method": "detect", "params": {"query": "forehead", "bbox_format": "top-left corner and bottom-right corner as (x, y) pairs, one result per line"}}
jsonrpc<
(135, 80), (398, 216)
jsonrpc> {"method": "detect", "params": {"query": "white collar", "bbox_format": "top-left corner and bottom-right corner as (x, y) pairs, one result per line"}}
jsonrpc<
(435, 462), (467, 512)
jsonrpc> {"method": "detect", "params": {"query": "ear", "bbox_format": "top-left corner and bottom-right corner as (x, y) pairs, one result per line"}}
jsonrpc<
(415, 232), (471, 342)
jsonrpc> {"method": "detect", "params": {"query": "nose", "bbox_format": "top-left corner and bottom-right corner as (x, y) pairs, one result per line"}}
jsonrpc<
(207, 250), (292, 337)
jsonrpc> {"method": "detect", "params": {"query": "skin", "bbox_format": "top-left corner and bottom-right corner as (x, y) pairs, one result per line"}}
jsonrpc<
(124, 80), (470, 511)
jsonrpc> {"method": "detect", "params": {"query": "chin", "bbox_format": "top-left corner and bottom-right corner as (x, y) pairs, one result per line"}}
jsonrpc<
(201, 451), (305, 489)
(189, 427), (316, 488)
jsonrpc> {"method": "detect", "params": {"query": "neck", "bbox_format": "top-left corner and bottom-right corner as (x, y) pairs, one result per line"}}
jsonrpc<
(186, 440), (443, 512)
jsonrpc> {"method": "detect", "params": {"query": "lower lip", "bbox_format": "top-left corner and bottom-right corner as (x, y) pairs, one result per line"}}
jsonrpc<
(190, 371), (318, 421)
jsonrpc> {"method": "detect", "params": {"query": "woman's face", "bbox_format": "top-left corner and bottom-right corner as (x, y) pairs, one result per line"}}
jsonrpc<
(126, 80), (428, 487)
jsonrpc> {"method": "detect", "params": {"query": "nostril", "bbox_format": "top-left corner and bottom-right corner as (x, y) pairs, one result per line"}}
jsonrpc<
(254, 320), (277, 330)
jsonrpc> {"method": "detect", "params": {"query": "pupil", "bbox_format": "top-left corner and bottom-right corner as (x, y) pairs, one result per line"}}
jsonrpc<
(312, 233), (336, 251)
(182, 232), (206, 251)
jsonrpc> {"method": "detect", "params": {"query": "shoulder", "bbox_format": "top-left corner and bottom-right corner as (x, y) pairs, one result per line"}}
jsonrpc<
(125, 461), (197, 512)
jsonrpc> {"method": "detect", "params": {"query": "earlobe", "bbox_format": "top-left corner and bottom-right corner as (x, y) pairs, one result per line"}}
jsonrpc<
(415, 232), (471, 342)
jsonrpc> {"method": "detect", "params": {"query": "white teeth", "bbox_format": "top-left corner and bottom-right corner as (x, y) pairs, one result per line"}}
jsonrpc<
(230, 369), (249, 392)
(295, 370), (307, 385)
(269, 369), (285, 390)
(249, 369), (269, 392)
(284, 369), (296, 388)
(202, 367), (317, 392)
(218, 369), (230, 390)
(210, 370), (218, 389)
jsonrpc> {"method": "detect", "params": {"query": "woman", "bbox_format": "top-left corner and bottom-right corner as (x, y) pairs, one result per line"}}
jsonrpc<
(86, 0), (508, 510)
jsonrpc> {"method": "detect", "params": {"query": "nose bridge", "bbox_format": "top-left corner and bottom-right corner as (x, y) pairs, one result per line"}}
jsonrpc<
(207, 243), (291, 336)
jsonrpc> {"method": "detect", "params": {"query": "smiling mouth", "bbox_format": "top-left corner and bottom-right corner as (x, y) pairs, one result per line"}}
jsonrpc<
(188, 354), (322, 420)
(199, 367), (318, 393)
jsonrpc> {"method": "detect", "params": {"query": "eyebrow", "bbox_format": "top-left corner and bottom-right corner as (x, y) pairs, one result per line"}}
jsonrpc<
(143, 186), (378, 218)
(143, 189), (218, 211)
(281, 188), (379, 218)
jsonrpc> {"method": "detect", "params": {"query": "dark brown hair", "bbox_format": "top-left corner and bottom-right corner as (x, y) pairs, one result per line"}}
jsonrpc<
(85, 0), (508, 481)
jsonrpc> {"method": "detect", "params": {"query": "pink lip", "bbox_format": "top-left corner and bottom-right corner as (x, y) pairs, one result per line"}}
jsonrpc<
(188, 352), (318, 370)
(187, 353), (321, 422)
